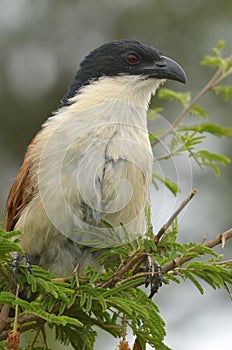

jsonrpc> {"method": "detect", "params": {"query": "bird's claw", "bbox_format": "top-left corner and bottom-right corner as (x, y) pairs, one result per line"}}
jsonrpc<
(12, 252), (38, 288)
(144, 255), (162, 298)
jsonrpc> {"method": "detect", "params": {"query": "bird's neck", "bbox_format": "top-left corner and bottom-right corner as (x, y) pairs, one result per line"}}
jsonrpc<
(66, 75), (163, 111)
(43, 75), (163, 140)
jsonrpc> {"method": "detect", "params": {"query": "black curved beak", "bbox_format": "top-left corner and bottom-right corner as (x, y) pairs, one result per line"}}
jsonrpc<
(144, 55), (187, 84)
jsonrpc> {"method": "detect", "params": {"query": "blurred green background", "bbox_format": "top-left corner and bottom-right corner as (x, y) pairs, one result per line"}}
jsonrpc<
(1, 0), (232, 349)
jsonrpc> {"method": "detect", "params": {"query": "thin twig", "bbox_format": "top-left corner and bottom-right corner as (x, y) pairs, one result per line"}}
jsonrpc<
(154, 153), (175, 161)
(41, 325), (49, 350)
(98, 253), (146, 289)
(218, 259), (232, 265)
(203, 227), (232, 249)
(115, 272), (148, 287)
(154, 188), (198, 243)
(17, 318), (46, 337)
(29, 327), (41, 349)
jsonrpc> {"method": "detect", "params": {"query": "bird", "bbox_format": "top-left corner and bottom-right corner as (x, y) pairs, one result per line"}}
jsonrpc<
(5, 39), (186, 293)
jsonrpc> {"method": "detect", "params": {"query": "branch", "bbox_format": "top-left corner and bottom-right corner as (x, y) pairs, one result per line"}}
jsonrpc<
(155, 188), (198, 243)
(162, 227), (232, 274)
(1, 227), (232, 341)
(203, 227), (232, 249)
(0, 317), (45, 341)
(132, 227), (232, 290)
(97, 252), (146, 289)
(99, 188), (198, 289)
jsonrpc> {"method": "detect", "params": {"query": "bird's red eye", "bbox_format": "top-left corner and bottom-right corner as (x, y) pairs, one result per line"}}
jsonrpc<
(126, 53), (140, 65)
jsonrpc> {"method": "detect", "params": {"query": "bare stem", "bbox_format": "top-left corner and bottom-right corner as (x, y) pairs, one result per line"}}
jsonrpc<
(155, 188), (198, 243)
(98, 253), (146, 289)
(29, 327), (41, 349)
(204, 227), (232, 249)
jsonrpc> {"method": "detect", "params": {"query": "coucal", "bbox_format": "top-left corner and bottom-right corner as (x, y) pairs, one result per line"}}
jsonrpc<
(5, 40), (186, 294)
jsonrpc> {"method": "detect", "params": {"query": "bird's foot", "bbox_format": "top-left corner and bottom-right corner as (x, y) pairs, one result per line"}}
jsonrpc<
(144, 255), (162, 298)
(12, 252), (39, 288)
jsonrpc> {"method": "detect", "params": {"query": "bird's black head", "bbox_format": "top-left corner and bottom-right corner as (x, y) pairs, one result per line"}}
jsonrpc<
(62, 39), (186, 106)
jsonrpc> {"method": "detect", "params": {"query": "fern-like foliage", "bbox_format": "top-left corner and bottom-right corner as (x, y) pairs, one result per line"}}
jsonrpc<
(0, 218), (232, 350)
(152, 40), (232, 189)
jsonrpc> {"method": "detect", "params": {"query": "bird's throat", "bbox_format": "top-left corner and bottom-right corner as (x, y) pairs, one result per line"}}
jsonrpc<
(67, 75), (162, 111)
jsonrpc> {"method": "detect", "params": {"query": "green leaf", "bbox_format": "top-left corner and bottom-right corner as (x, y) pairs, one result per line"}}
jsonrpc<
(144, 238), (157, 253)
(212, 40), (225, 55)
(89, 270), (100, 284)
(201, 41), (228, 71)
(164, 273), (181, 285)
(108, 296), (133, 315)
(194, 150), (231, 175)
(159, 221), (178, 244)
(158, 88), (191, 107)
(103, 278), (145, 298)
(0, 229), (23, 240)
(86, 294), (92, 313)
(80, 292), (87, 308)
(180, 134), (206, 151)
(153, 173), (180, 196)
(201, 56), (223, 68)
(213, 85), (232, 101)
(182, 261), (232, 291)
(67, 292), (78, 309)
(189, 105), (209, 118)
(36, 278), (59, 298)
(0, 237), (24, 255)
(169, 133), (206, 155)
(59, 315), (83, 328)
(59, 300), (67, 315)
(0, 291), (16, 305)
(55, 324), (96, 350)
(180, 123), (232, 137)
(183, 271), (204, 294)
(14, 298), (84, 327)
(46, 298), (57, 313)
(198, 151), (231, 165)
